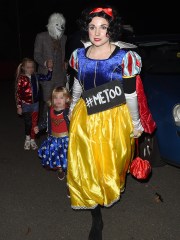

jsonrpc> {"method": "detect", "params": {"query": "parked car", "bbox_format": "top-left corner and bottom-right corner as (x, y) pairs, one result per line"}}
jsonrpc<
(131, 34), (180, 167)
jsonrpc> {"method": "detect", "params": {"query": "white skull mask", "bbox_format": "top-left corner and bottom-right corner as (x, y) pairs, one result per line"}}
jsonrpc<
(47, 13), (66, 40)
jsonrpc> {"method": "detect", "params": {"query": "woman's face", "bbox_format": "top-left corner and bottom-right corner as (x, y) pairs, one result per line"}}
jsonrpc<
(88, 17), (110, 46)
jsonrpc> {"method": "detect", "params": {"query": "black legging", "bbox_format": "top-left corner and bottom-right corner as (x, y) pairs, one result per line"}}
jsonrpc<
(23, 111), (38, 139)
(89, 205), (103, 240)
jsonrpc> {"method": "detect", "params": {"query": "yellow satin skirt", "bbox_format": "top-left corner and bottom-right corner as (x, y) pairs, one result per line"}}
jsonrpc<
(67, 98), (135, 209)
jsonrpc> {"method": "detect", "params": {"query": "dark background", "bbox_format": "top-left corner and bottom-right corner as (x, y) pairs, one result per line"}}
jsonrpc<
(1, 0), (179, 62)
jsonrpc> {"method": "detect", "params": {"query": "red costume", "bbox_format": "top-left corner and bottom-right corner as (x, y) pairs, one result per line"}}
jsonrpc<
(15, 71), (52, 139)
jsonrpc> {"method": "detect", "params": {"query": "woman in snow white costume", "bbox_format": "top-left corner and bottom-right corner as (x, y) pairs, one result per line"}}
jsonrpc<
(67, 5), (156, 240)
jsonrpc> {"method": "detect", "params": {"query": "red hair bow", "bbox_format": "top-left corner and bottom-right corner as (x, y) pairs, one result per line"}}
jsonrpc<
(89, 8), (113, 18)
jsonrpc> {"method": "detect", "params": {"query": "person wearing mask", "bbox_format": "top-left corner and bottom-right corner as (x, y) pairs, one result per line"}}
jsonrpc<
(34, 12), (67, 122)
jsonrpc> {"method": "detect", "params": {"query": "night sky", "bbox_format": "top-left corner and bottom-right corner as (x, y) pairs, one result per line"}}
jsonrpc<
(1, 0), (179, 61)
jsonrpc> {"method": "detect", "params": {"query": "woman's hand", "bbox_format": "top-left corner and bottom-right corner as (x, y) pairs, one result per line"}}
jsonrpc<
(131, 129), (143, 138)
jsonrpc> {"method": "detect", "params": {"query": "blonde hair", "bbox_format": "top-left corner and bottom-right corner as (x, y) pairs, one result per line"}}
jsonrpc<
(15, 58), (36, 80)
(48, 86), (72, 107)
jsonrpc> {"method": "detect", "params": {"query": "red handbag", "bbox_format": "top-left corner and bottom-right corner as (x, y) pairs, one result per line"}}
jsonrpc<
(130, 139), (152, 180)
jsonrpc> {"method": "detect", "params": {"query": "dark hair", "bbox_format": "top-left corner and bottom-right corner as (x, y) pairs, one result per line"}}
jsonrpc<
(77, 5), (122, 42)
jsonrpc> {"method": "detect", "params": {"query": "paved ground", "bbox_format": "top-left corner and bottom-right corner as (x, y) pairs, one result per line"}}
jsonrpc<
(0, 79), (180, 240)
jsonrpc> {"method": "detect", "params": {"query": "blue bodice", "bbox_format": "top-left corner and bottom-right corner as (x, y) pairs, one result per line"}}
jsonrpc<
(77, 48), (127, 91)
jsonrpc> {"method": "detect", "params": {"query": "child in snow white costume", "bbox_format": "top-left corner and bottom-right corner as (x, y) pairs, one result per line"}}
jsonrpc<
(66, 5), (156, 240)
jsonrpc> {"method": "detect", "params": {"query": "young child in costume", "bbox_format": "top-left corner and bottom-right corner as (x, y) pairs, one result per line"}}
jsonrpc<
(34, 86), (71, 181)
(15, 57), (53, 150)
(66, 5), (156, 240)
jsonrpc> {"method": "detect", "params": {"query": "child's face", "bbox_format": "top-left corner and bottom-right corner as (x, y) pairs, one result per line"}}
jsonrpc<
(53, 92), (67, 110)
(24, 61), (35, 75)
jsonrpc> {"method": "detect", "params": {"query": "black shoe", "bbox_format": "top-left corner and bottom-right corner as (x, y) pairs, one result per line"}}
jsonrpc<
(88, 223), (103, 240)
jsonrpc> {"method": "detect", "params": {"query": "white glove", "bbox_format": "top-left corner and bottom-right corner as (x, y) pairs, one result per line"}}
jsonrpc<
(125, 91), (144, 137)
(69, 78), (82, 115)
